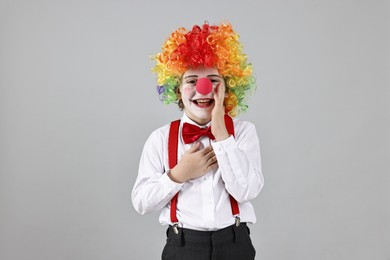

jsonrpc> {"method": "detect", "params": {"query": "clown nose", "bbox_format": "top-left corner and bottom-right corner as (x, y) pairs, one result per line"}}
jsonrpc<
(196, 78), (213, 95)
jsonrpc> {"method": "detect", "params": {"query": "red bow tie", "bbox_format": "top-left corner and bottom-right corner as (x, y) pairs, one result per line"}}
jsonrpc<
(182, 123), (215, 144)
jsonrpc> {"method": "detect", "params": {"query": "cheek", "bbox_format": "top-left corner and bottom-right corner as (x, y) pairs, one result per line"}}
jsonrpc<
(182, 87), (194, 98)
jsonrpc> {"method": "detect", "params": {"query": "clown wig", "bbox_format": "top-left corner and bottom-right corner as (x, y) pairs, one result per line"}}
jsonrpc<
(152, 22), (256, 117)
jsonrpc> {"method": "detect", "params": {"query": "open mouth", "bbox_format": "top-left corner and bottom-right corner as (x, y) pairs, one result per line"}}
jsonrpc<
(191, 98), (214, 108)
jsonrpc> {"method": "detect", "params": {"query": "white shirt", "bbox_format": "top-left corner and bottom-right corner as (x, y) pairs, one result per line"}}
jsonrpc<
(132, 113), (264, 231)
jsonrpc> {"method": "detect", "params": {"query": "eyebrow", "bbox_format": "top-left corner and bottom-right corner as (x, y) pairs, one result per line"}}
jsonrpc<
(183, 75), (197, 79)
(207, 74), (222, 78)
(183, 74), (222, 79)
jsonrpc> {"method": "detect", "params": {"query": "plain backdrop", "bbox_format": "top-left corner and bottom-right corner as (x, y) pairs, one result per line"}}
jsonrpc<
(0, 0), (389, 259)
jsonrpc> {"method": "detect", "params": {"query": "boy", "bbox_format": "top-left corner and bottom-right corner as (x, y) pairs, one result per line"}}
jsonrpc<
(132, 22), (264, 260)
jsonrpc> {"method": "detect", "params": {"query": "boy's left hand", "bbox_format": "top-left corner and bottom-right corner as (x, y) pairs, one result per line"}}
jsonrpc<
(211, 83), (229, 141)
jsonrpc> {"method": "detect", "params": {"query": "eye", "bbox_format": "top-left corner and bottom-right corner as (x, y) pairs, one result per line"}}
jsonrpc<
(186, 80), (196, 84)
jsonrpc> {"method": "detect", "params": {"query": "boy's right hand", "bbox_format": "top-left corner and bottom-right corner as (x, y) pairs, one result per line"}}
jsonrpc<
(168, 143), (217, 183)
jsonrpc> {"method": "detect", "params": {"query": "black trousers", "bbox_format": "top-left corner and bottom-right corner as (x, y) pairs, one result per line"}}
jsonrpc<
(162, 223), (256, 260)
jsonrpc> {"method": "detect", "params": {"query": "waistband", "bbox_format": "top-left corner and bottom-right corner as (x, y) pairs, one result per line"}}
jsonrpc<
(166, 223), (249, 246)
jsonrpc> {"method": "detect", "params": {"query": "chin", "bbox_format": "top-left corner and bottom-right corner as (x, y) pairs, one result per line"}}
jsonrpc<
(187, 111), (211, 125)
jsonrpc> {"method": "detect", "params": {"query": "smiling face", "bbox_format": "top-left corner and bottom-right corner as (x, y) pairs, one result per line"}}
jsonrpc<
(179, 67), (224, 125)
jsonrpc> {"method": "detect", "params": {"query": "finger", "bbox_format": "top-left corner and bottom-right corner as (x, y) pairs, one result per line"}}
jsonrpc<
(215, 83), (225, 100)
(213, 84), (222, 103)
(219, 82), (226, 96)
(187, 142), (200, 153)
(213, 82), (219, 94)
(209, 150), (216, 158)
(199, 145), (213, 155)
(206, 154), (217, 163)
(204, 151), (215, 161)
(206, 158), (219, 171)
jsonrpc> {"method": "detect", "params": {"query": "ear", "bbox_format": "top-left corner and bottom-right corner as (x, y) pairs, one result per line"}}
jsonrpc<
(176, 86), (182, 99)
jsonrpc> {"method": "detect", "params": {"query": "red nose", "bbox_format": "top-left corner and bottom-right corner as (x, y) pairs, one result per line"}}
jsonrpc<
(196, 78), (213, 95)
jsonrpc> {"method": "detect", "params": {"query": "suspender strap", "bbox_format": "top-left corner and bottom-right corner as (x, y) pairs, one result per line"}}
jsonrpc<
(168, 115), (240, 225)
(223, 115), (240, 217)
(168, 120), (180, 223)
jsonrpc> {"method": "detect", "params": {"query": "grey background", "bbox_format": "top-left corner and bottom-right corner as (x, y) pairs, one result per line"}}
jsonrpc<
(1, 0), (389, 259)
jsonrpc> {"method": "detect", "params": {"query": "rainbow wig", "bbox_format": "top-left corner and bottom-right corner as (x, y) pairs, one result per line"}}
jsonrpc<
(152, 22), (256, 117)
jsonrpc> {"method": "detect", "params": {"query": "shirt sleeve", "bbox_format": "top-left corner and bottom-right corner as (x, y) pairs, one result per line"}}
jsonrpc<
(211, 121), (264, 203)
(131, 128), (184, 215)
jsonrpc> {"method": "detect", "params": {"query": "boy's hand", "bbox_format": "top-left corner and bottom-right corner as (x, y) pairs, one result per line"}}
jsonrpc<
(169, 143), (217, 183)
(211, 83), (229, 141)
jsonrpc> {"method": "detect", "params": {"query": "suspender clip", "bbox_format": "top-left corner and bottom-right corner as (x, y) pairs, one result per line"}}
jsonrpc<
(235, 216), (241, 227)
(172, 223), (180, 234)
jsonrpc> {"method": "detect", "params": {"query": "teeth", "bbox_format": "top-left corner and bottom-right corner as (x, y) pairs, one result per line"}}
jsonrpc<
(196, 99), (211, 103)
